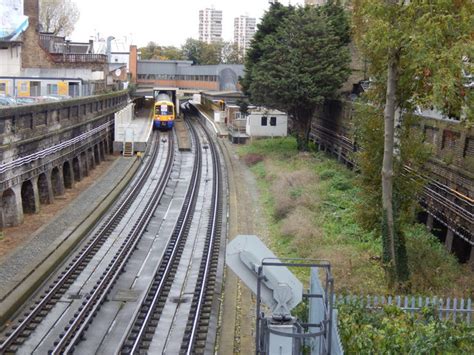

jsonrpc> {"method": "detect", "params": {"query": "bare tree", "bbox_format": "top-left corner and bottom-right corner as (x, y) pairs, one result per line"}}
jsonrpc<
(39, 0), (80, 37)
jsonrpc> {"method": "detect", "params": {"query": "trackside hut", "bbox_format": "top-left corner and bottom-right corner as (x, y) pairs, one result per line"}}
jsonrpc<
(246, 108), (288, 138)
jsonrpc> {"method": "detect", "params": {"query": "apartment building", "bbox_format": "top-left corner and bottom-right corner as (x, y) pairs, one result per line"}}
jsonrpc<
(304, 0), (327, 5)
(198, 7), (223, 44)
(233, 15), (256, 58)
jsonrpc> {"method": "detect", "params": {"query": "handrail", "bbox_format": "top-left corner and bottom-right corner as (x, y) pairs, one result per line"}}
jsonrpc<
(0, 121), (112, 175)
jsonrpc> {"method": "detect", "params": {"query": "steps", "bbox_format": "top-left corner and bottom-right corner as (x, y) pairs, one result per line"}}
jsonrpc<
(123, 141), (134, 157)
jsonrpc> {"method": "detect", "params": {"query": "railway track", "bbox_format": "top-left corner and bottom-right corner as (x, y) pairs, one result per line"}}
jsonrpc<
(1, 114), (225, 354)
(119, 116), (223, 354)
(181, 116), (223, 354)
(0, 131), (174, 353)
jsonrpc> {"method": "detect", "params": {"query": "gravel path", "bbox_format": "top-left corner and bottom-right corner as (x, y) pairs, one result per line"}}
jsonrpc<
(218, 138), (269, 354)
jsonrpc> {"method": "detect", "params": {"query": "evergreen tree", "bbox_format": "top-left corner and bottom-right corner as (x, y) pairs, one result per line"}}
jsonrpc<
(242, 4), (351, 150)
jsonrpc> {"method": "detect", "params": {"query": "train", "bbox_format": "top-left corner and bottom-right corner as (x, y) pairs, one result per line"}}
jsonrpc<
(153, 92), (175, 130)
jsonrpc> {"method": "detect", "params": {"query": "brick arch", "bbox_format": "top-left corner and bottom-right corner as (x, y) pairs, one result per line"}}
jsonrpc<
(63, 160), (73, 189)
(1, 188), (18, 227)
(21, 180), (36, 214)
(219, 68), (238, 91)
(94, 144), (100, 164)
(73, 156), (81, 182)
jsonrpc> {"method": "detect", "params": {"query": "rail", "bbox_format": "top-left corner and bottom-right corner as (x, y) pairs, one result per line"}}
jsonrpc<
(50, 132), (173, 354)
(0, 133), (168, 353)
(121, 123), (202, 353)
(183, 115), (223, 353)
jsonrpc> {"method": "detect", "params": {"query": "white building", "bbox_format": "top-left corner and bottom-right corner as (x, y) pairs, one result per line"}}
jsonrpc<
(246, 108), (288, 138)
(234, 16), (256, 58)
(199, 7), (223, 44)
(304, 0), (327, 5)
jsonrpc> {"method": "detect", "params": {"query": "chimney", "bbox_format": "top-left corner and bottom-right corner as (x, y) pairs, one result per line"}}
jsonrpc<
(24, 0), (40, 31)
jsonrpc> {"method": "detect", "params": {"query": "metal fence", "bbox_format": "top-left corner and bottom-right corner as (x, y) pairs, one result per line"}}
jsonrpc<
(333, 294), (472, 324)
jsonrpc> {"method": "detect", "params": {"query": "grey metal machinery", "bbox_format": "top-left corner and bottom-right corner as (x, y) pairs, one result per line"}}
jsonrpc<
(226, 235), (343, 355)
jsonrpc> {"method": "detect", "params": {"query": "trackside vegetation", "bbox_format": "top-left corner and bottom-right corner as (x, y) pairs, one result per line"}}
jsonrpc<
(338, 303), (474, 353)
(238, 137), (474, 351)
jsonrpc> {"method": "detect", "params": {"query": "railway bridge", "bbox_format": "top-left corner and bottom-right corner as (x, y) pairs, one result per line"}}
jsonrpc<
(0, 91), (128, 227)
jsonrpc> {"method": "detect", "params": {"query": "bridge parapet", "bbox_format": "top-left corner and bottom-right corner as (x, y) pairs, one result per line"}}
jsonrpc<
(0, 91), (129, 227)
(0, 91), (128, 162)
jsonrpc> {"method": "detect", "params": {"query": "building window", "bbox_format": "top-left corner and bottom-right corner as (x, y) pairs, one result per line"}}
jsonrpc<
(261, 116), (267, 126)
(270, 117), (277, 126)
(0, 83), (6, 94)
(47, 84), (58, 95)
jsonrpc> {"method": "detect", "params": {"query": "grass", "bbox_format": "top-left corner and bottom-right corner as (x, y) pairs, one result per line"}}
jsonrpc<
(238, 137), (474, 298)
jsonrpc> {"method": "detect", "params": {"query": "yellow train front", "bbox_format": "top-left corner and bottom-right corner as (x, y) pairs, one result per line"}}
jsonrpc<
(153, 93), (175, 130)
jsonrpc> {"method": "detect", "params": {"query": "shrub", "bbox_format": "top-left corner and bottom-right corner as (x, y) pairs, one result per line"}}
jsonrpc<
(242, 153), (264, 166)
(338, 302), (474, 353)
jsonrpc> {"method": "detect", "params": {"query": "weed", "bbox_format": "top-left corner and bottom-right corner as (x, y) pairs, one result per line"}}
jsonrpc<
(240, 137), (474, 297)
(242, 153), (264, 166)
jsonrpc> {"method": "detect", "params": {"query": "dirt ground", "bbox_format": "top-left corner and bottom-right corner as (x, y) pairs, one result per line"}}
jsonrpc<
(0, 156), (118, 263)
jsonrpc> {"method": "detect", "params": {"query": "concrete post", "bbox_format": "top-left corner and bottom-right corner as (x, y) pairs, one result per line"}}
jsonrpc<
(3, 185), (24, 227)
(426, 214), (434, 231)
(31, 177), (41, 212)
(66, 160), (75, 189)
(445, 229), (454, 252)
(82, 153), (89, 177)
(75, 155), (84, 181)
(52, 168), (65, 196)
(100, 141), (106, 161)
(89, 149), (96, 170)
(38, 172), (54, 204)
(13, 184), (23, 225)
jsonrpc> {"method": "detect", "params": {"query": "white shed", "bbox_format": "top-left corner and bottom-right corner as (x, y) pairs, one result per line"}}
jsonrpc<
(246, 108), (288, 138)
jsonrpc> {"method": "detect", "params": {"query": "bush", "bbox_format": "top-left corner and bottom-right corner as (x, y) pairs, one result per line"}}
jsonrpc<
(405, 224), (472, 297)
(338, 302), (474, 353)
(242, 153), (264, 166)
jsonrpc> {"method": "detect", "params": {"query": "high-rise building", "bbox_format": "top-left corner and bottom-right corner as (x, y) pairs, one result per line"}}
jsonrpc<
(304, 0), (327, 5)
(234, 15), (256, 58)
(199, 8), (223, 44)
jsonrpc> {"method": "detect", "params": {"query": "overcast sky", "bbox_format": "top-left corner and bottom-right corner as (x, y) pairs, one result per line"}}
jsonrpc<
(71, 0), (305, 49)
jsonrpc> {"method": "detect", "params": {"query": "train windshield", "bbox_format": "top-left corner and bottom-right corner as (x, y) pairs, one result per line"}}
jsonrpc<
(155, 105), (173, 115)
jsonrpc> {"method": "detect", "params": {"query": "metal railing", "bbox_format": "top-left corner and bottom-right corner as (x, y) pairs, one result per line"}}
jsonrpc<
(0, 121), (112, 176)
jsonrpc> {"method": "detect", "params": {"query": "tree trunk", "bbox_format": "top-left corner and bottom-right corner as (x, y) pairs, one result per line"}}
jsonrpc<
(382, 52), (398, 275)
(294, 107), (314, 152)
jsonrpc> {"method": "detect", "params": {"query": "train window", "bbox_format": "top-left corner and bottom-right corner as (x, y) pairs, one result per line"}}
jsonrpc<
(47, 84), (58, 95)
(261, 116), (267, 126)
(270, 117), (277, 126)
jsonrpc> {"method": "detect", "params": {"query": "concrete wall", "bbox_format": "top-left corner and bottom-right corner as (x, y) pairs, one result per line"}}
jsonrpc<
(0, 47), (22, 77)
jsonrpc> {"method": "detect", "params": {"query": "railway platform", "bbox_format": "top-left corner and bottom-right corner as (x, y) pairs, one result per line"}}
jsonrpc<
(113, 103), (153, 155)
(192, 103), (229, 138)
